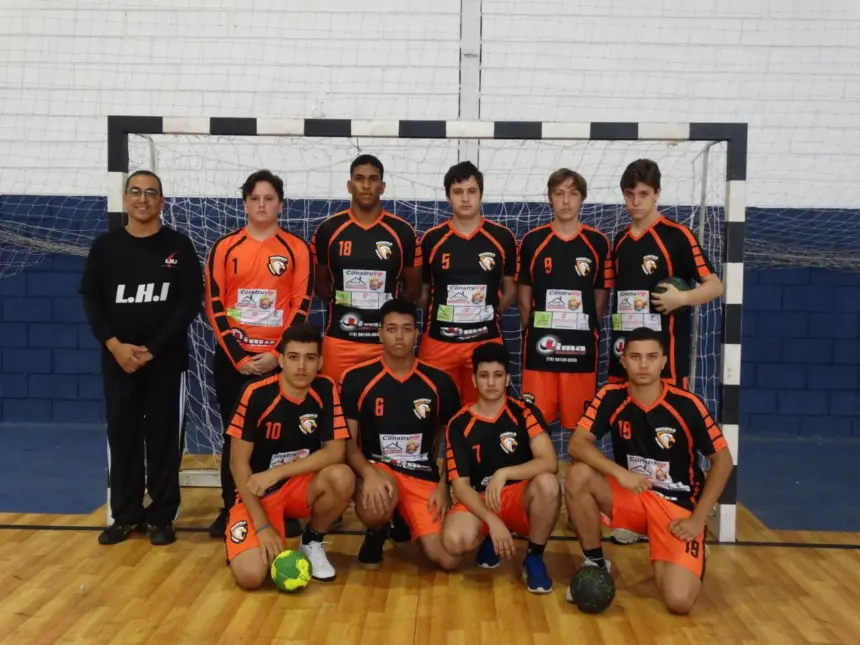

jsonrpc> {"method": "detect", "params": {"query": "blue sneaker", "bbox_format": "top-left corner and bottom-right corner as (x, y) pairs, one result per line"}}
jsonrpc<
(476, 535), (500, 569)
(522, 553), (553, 594)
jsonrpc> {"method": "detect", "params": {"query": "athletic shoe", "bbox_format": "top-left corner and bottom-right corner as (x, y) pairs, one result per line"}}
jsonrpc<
(610, 528), (648, 545)
(300, 540), (336, 581)
(98, 522), (145, 545)
(565, 555), (613, 603)
(148, 523), (176, 546)
(208, 508), (229, 539)
(476, 535), (500, 569)
(390, 511), (412, 545)
(522, 554), (553, 594)
(357, 527), (388, 570)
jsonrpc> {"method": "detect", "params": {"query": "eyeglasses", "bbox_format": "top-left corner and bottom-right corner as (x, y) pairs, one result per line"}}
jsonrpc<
(126, 187), (161, 199)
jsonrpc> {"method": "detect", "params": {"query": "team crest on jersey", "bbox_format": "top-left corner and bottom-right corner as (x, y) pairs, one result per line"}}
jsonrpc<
(299, 413), (318, 435)
(575, 257), (592, 277)
(413, 398), (432, 419)
(478, 252), (496, 271)
(642, 254), (659, 275)
(655, 426), (676, 450)
(375, 241), (393, 260)
(499, 431), (518, 454)
(229, 520), (248, 544)
(267, 255), (288, 276)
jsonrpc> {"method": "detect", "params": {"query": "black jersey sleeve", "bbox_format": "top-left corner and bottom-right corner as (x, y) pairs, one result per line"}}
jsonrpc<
(445, 413), (471, 482)
(674, 224), (716, 283)
(310, 216), (336, 266)
(338, 367), (362, 421)
(502, 227), (518, 278)
(679, 391), (728, 457)
(226, 381), (270, 443)
(516, 232), (536, 286)
(578, 385), (622, 440)
(315, 376), (351, 442)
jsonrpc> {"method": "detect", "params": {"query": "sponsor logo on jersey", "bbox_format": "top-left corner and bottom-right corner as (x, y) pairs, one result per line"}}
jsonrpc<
(522, 393), (535, 405)
(655, 426), (676, 450)
(575, 256), (591, 277)
(478, 252), (496, 271)
(115, 283), (170, 304)
(642, 254), (659, 275)
(413, 398), (432, 420)
(267, 255), (288, 277)
(299, 413), (318, 435)
(536, 334), (586, 357)
(613, 337), (626, 357)
(375, 241), (393, 260)
(163, 252), (178, 268)
(339, 312), (378, 332)
(499, 431), (518, 454)
(229, 520), (248, 544)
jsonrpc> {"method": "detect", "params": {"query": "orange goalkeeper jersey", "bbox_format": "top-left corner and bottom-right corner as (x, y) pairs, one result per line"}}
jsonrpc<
(205, 226), (313, 368)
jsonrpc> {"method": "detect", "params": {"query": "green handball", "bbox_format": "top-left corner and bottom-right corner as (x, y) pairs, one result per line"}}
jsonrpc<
(270, 549), (313, 593)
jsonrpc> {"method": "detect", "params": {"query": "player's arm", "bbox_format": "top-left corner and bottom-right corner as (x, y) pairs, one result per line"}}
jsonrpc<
(283, 237), (314, 329)
(418, 232), (432, 310)
(226, 390), (269, 530)
(399, 225), (423, 303)
(683, 273), (723, 307)
(499, 229), (519, 312)
(593, 232), (613, 320)
(144, 235), (204, 358)
(204, 239), (252, 370)
(653, 229), (723, 313)
(310, 221), (332, 303)
(79, 237), (114, 346)
(516, 236), (533, 325)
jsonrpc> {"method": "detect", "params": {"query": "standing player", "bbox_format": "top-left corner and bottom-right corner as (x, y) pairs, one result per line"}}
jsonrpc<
(341, 299), (462, 570)
(80, 170), (203, 546)
(311, 155), (422, 382)
(564, 327), (733, 614)
(419, 161), (518, 406)
(441, 343), (560, 594)
(606, 158), (723, 546)
(225, 323), (355, 589)
(518, 168), (613, 434)
(205, 170), (313, 538)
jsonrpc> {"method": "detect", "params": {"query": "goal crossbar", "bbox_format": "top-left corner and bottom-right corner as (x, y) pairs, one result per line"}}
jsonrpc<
(105, 116), (746, 543)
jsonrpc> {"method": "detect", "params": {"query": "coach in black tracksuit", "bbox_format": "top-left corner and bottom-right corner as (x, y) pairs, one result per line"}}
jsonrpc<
(80, 170), (203, 546)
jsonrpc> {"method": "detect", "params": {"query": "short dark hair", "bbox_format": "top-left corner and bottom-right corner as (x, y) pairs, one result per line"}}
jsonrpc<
(623, 327), (665, 354)
(350, 154), (384, 180)
(125, 170), (163, 196)
(472, 342), (509, 374)
(620, 159), (661, 193)
(379, 298), (417, 325)
(242, 169), (285, 202)
(444, 161), (484, 197)
(547, 168), (587, 201)
(277, 323), (322, 353)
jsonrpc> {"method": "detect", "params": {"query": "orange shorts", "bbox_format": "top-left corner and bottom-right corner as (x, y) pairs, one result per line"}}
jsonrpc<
(321, 337), (384, 382)
(603, 476), (706, 579)
(418, 336), (502, 406)
(608, 374), (689, 390)
(373, 463), (442, 540)
(450, 480), (530, 537)
(225, 473), (314, 562)
(521, 370), (596, 429)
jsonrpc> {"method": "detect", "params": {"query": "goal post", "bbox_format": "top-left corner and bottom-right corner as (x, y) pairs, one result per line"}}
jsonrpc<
(106, 116), (746, 543)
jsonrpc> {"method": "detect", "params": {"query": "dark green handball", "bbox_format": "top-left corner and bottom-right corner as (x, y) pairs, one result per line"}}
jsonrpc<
(653, 276), (692, 312)
(568, 566), (616, 614)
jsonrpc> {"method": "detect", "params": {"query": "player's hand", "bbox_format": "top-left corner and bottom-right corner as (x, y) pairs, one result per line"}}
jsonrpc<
(249, 352), (279, 375)
(669, 516), (705, 542)
(247, 471), (278, 497)
(361, 470), (395, 515)
(487, 516), (516, 560)
(134, 348), (154, 364)
(238, 360), (258, 375)
(110, 342), (146, 373)
(485, 469), (508, 514)
(651, 283), (687, 314)
(257, 524), (284, 566)
(427, 483), (451, 522)
(617, 470), (652, 494)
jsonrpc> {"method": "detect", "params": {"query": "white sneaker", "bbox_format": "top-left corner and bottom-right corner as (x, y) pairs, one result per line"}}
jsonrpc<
(610, 528), (648, 544)
(565, 556), (613, 604)
(300, 541), (336, 582)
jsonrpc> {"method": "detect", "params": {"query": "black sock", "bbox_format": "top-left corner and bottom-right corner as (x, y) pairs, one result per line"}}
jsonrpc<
(583, 546), (606, 568)
(527, 541), (546, 557)
(302, 526), (325, 545)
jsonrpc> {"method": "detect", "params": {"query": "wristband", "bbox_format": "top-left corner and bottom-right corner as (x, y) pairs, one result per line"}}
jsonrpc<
(256, 522), (271, 534)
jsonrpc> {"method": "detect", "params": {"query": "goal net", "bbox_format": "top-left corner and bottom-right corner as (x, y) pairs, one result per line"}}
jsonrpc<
(125, 132), (729, 474)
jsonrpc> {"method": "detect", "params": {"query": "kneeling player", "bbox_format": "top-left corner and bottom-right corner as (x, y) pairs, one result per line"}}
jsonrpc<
(226, 324), (355, 590)
(563, 327), (733, 614)
(441, 343), (560, 594)
(341, 299), (462, 570)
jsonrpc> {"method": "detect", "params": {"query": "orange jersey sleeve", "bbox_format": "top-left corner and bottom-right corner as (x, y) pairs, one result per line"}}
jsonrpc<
(280, 232), (314, 332)
(205, 230), (252, 369)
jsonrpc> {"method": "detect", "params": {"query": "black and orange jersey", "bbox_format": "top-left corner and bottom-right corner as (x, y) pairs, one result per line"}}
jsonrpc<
(445, 397), (547, 493)
(517, 222), (613, 373)
(311, 209), (421, 343)
(608, 215), (716, 382)
(420, 218), (518, 343)
(339, 357), (461, 482)
(205, 227), (313, 368)
(579, 383), (727, 511)
(226, 373), (349, 493)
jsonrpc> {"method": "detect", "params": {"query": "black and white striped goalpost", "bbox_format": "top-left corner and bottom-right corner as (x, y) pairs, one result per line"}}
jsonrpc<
(106, 117), (745, 542)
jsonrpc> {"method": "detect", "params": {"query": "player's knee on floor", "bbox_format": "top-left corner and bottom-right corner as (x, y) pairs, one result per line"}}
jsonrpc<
(441, 525), (482, 556)
(230, 556), (269, 591)
(660, 586), (699, 615)
(420, 535), (461, 571)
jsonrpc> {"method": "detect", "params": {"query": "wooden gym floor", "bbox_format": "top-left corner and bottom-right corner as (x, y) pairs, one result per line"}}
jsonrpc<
(1, 461), (859, 645)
